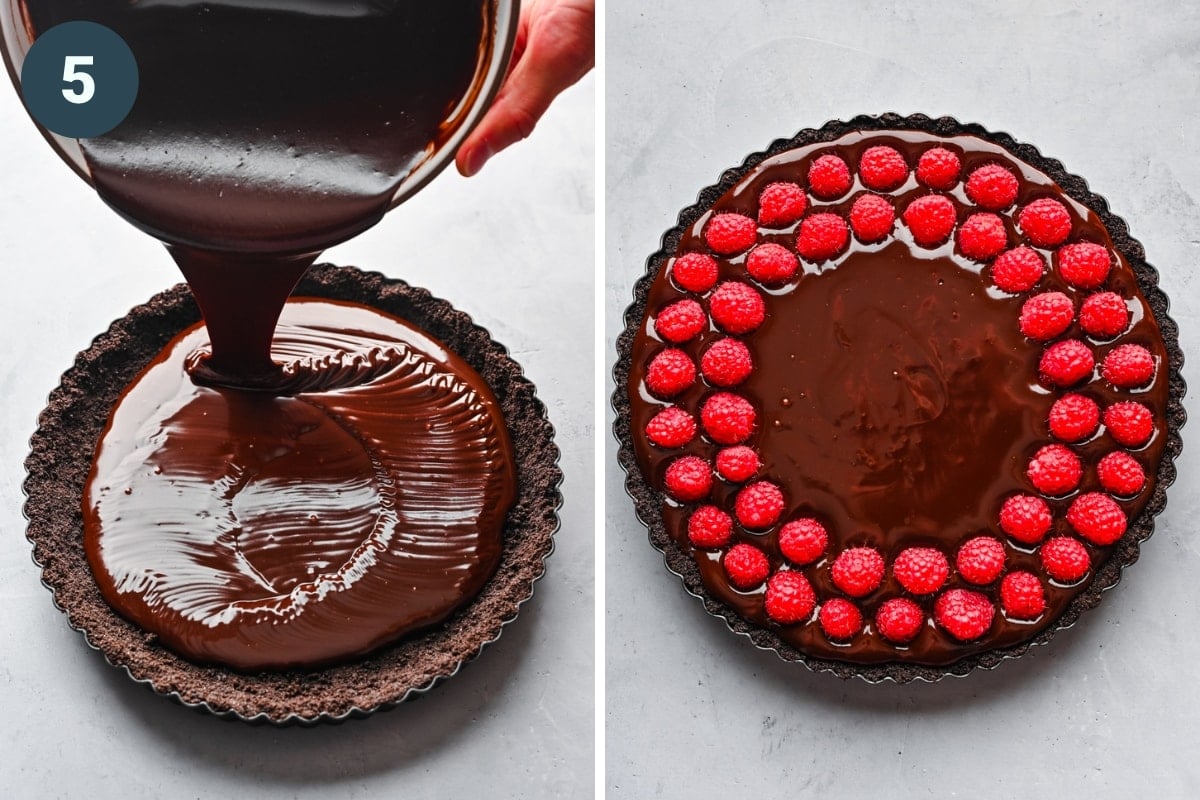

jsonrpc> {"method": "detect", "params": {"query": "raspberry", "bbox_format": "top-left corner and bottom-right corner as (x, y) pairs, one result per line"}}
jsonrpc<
(715, 445), (761, 483)
(745, 242), (799, 285)
(808, 154), (852, 199)
(819, 598), (863, 640)
(1039, 339), (1094, 387)
(934, 588), (995, 641)
(709, 281), (766, 334)
(990, 246), (1045, 293)
(1000, 572), (1046, 620)
(958, 212), (1008, 260)
(779, 518), (829, 565)
(672, 252), (720, 293)
(902, 195), (956, 246)
(1040, 536), (1091, 583)
(916, 147), (961, 190)
(704, 212), (758, 255)
(1097, 451), (1146, 496)
(1057, 242), (1111, 289)
(965, 163), (1020, 210)
(701, 392), (756, 445)
(858, 145), (908, 190)
(700, 337), (753, 387)
(654, 299), (707, 343)
(1104, 401), (1154, 447)
(956, 536), (1006, 585)
(849, 193), (896, 242)
(1101, 343), (1155, 388)
(1019, 292), (1075, 341)
(999, 494), (1053, 545)
(875, 598), (924, 644)
(644, 406), (697, 448)
(645, 349), (696, 397)
(687, 505), (733, 548)
(734, 480), (785, 530)
(1018, 198), (1072, 247)
(764, 570), (817, 624)
(664, 456), (713, 503)
(1048, 393), (1100, 442)
(892, 547), (949, 595)
(757, 181), (808, 227)
(796, 213), (849, 261)
(723, 543), (770, 590)
(1066, 492), (1126, 545)
(831, 547), (885, 597)
(1078, 292), (1129, 339)
(1026, 444), (1083, 496)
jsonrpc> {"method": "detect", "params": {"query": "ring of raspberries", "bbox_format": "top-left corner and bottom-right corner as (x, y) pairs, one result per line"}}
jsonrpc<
(638, 137), (1162, 656)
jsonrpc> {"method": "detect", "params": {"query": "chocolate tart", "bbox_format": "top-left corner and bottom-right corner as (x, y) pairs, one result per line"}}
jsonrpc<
(614, 113), (1185, 682)
(25, 263), (561, 722)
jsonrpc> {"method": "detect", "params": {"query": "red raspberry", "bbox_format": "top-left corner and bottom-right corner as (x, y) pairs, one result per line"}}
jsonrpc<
(664, 455), (713, 503)
(687, 505), (733, 548)
(796, 213), (850, 261)
(965, 163), (1020, 210)
(764, 570), (817, 624)
(645, 349), (696, 397)
(1079, 292), (1130, 339)
(1057, 242), (1111, 289)
(715, 445), (761, 483)
(709, 281), (766, 334)
(757, 181), (808, 227)
(778, 518), (829, 565)
(875, 598), (924, 644)
(916, 147), (961, 190)
(1039, 339), (1095, 387)
(808, 154), (852, 199)
(644, 406), (697, 448)
(1048, 393), (1100, 442)
(734, 480), (785, 529)
(819, 598), (863, 640)
(956, 536), (1006, 585)
(1101, 343), (1155, 388)
(999, 494), (1053, 544)
(723, 542), (770, 590)
(1104, 401), (1154, 447)
(1040, 536), (1091, 583)
(1019, 292), (1075, 341)
(934, 588), (995, 641)
(700, 337), (753, 387)
(1097, 451), (1146, 496)
(704, 212), (758, 255)
(958, 212), (1008, 260)
(1000, 571), (1046, 619)
(701, 392), (756, 445)
(858, 145), (908, 190)
(654, 299), (707, 343)
(892, 547), (949, 595)
(1026, 444), (1083, 496)
(849, 193), (896, 242)
(831, 547), (885, 597)
(1067, 492), (1126, 545)
(902, 195), (957, 246)
(745, 242), (799, 285)
(1018, 198), (1072, 247)
(990, 246), (1045, 293)
(672, 252), (720, 293)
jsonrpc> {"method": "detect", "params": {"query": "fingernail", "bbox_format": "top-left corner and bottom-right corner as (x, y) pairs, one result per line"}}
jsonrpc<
(463, 142), (494, 177)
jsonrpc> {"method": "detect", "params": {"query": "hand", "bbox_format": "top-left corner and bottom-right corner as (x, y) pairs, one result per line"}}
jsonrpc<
(456, 0), (595, 177)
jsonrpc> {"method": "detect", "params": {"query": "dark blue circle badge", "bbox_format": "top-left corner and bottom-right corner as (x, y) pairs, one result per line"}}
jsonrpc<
(20, 21), (138, 139)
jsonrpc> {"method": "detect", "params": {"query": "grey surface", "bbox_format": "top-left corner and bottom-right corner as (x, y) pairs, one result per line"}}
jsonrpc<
(606, 2), (1200, 797)
(0, 60), (594, 800)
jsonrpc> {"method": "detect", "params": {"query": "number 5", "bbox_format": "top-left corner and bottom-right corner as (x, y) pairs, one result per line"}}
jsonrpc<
(62, 56), (95, 104)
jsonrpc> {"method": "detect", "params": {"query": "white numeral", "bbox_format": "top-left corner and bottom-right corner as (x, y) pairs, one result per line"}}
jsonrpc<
(61, 56), (95, 104)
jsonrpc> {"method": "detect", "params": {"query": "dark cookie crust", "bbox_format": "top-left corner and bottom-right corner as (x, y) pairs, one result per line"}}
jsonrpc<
(25, 263), (561, 723)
